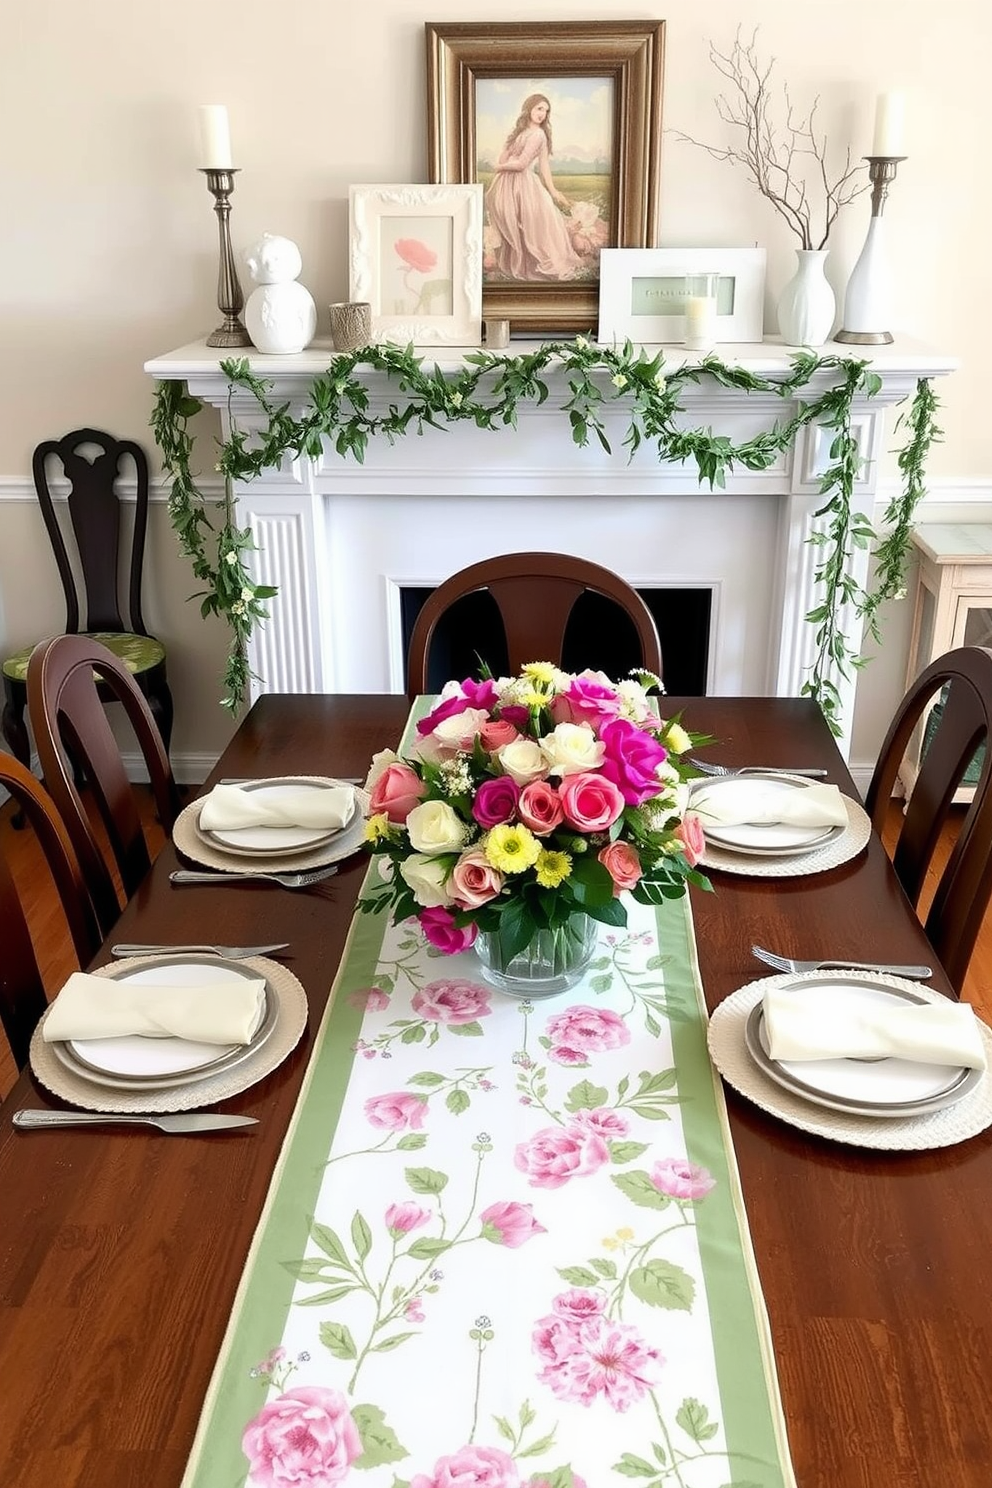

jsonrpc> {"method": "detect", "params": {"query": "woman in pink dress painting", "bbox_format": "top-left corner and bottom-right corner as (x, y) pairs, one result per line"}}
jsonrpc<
(486, 94), (582, 282)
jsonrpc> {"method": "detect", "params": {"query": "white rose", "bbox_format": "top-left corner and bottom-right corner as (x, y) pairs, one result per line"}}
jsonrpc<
(399, 853), (453, 907)
(364, 747), (399, 791)
(406, 799), (469, 854)
(665, 722), (692, 755)
(540, 722), (606, 777)
(415, 706), (489, 763)
(497, 737), (548, 786)
(615, 679), (653, 723)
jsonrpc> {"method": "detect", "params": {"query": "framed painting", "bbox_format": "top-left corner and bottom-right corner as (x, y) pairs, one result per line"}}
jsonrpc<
(426, 20), (665, 336)
(349, 183), (483, 345)
(598, 248), (767, 344)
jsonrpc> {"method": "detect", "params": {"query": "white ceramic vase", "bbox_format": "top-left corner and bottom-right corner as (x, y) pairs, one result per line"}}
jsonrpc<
(243, 233), (317, 355)
(777, 249), (836, 347)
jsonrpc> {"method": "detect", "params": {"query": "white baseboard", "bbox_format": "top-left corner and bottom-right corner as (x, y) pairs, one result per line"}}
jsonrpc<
(0, 749), (218, 809)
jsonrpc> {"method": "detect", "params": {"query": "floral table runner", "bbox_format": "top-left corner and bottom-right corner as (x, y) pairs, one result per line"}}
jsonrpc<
(181, 883), (795, 1488)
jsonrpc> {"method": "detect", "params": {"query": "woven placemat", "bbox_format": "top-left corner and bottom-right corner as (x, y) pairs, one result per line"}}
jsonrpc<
(699, 795), (871, 878)
(708, 976), (992, 1150)
(29, 957), (308, 1113)
(173, 779), (369, 873)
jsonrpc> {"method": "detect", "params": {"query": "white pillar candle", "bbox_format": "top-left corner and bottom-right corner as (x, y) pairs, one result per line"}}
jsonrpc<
(871, 92), (905, 156)
(198, 104), (233, 168)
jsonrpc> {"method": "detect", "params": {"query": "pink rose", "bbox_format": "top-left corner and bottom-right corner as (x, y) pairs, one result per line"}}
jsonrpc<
(412, 979), (492, 1024)
(570, 1107), (629, 1138)
(499, 705), (531, 728)
(513, 1123), (610, 1189)
(479, 718), (519, 752)
(462, 677), (499, 711)
(650, 1158), (716, 1201)
(533, 1314), (661, 1411)
(598, 840), (643, 894)
(385, 1201), (432, 1234)
(347, 987), (390, 1011)
(242, 1387), (361, 1487)
(551, 674), (623, 728)
(545, 1005), (631, 1062)
(472, 775), (520, 828)
(365, 1091), (428, 1131)
(369, 760), (427, 823)
(395, 237), (438, 274)
(419, 906), (478, 955)
(480, 1200), (546, 1248)
(558, 772), (625, 832)
(517, 780), (564, 836)
(410, 1444), (520, 1488)
(599, 717), (669, 805)
(450, 847), (504, 911)
(676, 811), (706, 867)
(552, 1288), (606, 1324)
(529, 1477), (588, 1488)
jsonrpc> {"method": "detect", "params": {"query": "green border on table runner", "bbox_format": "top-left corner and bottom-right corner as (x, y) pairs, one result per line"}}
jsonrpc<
(664, 893), (796, 1488)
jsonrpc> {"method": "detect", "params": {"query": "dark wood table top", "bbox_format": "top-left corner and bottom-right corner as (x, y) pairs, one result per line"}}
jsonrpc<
(2, 693), (990, 1488)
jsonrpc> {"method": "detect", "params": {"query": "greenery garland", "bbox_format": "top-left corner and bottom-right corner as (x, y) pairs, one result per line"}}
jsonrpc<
(151, 340), (941, 727)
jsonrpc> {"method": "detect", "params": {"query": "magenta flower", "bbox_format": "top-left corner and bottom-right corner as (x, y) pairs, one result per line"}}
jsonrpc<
(650, 1157), (716, 1201)
(412, 979), (491, 1025)
(364, 1090), (429, 1131)
(462, 677), (499, 711)
(480, 1200), (546, 1248)
(513, 1122), (610, 1189)
(599, 717), (669, 805)
(419, 906), (478, 954)
(410, 1444), (520, 1488)
(395, 237), (438, 274)
(416, 692), (474, 736)
(472, 774), (520, 828)
(551, 674), (623, 728)
(242, 1387), (361, 1486)
(385, 1201), (432, 1235)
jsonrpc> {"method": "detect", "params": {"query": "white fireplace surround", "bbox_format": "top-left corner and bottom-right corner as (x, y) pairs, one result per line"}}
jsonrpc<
(146, 338), (955, 758)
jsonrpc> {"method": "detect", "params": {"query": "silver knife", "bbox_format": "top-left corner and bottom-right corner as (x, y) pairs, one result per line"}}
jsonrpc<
(13, 1110), (258, 1134)
(109, 942), (290, 959)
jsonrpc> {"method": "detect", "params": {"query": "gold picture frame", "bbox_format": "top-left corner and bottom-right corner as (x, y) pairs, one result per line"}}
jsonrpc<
(426, 20), (665, 336)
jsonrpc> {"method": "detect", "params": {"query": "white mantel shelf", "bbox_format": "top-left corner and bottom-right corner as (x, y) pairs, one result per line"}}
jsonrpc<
(146, 336), (956, 756)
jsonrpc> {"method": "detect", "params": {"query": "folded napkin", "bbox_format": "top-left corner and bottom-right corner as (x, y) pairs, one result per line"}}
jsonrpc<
(199, 781), (354, 833)
(763, 986), (987, 1070)
(42, 972), (266, 1045)
(693, 779), (848, 830)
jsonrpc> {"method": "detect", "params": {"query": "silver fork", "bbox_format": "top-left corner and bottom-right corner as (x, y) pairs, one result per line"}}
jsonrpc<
(170, 866), (338, 888)
(691, 759), (828, 779)
(110, 941), (290, 959)
(751, 944), (933, 980)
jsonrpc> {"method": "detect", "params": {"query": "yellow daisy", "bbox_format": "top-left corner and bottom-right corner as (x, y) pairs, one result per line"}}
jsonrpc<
(522, 661), (557, 686)
(534, 849), (573, 888)
(484, 824), (541, 874)
(363, 813), (392, 843)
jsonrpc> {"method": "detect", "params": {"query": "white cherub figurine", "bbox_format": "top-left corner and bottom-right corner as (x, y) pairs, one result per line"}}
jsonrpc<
(243, 234), (317, 355)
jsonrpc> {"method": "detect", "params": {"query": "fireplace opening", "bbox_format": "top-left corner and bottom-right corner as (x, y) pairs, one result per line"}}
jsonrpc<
(400, 587), (711, 695)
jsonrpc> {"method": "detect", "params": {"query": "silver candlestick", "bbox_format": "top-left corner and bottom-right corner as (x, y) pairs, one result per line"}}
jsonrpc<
(200, 167), (251, 348)
(834, 155), (907, 345)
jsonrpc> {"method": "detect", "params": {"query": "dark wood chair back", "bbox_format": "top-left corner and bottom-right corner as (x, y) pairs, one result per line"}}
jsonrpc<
(406, 552), (663, 699)
(865, 645), (992, 995)
(0, 753), (100, 1070)
(27, 635), (181, 938)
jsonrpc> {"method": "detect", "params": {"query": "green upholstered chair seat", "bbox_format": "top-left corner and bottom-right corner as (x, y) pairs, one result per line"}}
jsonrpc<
(3, 632), (166, 683)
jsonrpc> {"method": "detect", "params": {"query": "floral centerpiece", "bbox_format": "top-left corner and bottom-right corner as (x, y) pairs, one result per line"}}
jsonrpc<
(359, 664), (710, 994)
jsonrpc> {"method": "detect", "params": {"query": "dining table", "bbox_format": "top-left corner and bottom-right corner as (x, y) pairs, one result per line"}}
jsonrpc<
(2, 691), (991, 1488)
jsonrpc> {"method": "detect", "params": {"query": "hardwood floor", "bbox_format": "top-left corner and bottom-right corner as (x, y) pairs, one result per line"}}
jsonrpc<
(1, 791), (990, 1099)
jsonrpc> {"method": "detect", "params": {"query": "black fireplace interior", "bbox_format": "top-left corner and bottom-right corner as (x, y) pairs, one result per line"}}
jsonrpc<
(401, 588), (711, 696)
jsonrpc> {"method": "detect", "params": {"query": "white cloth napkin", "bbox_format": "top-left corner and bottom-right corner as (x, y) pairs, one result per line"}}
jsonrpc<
(693, 779), (848, 830)
(42, 972), (267, 1045)
(763, 986), (987, 1070)
(199, 781), (354, 832)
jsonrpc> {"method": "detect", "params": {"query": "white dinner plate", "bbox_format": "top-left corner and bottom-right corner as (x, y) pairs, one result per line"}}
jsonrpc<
(743, 974), (983, 1117)
(203, 777), (357, 856)
(690, 775), (845, 857)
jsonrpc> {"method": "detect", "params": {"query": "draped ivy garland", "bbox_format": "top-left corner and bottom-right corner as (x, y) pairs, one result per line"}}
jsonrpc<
(150, 340), (940, 727)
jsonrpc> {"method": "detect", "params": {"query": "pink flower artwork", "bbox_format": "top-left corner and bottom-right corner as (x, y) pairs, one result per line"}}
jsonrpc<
(532, 1311), (662, 1412)
(395, 238), (438, 275)
(410, 1443), (521, 1487)
(513, 1123), (610, 1189)
(650, 1157), (716, 1201)
(364, 1090), (429, 1131)
(242, 1386), (361, 1486)
(412, 979), (492, 1025)
(544, 1005), (630, 1066)
(480, 1200), (546, 1248)
(385, 1201), (432, 1235)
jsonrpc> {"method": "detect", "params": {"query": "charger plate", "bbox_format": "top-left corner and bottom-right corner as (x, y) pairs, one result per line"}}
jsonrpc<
(30, 957), (308, 1113)
(708, 974), (992, 1150)
(203, 777), (357, 856)
(173, 780), (369, 874)
(697, 794), (870, 878)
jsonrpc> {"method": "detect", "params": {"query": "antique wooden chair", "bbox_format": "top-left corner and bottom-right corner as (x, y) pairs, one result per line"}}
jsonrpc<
(865, 645), (992, 995)
(406, 552), (663, 698)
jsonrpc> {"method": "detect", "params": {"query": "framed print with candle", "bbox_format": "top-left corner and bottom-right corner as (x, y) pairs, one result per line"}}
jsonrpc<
(349, 183), (483, 346)
(597, 247), (767, 345)
(426, 20), (665, 335)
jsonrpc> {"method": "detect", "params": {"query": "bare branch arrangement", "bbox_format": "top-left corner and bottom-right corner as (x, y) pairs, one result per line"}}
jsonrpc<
(675, 29), (869, 250)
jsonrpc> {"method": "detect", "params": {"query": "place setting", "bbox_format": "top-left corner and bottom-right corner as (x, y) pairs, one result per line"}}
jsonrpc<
(688, 771), (872, 877)
(171, 775), (369, 878)
(707, 965), (992, 1150)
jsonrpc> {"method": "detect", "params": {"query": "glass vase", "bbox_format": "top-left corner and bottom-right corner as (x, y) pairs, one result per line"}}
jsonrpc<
(475, 913), (599, 999)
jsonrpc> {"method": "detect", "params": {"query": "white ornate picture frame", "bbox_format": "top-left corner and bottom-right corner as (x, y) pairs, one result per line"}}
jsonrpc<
(349, 184), (483, 346)
(598, 247), (766, 345)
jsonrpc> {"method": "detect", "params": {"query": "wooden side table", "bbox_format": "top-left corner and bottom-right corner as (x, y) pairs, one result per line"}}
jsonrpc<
(902, 523), (992, 801)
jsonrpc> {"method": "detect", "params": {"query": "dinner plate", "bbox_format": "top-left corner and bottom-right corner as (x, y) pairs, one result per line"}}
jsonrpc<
(743, 974), (984, 1118)
(690, 774), (845, 857)
(203, 777), (357, 856)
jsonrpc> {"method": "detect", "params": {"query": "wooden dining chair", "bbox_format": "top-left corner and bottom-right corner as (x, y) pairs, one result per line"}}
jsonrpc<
(406, 552), (663, 698)
(26, 634), (181, 938)
(0, 753), (101, 1072)
(865, 645), (992, 995)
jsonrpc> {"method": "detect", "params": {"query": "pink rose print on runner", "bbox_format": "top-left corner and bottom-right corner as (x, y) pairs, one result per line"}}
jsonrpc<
(385, 1201), (432, 1234)
(569, 1107), (629, 1139)
(650, 1157), (716, 1200)
(364, 1091), (428, 1131)
(533, 1306), (662, 1411)
(412, 979), (492, 1024)
(529, 1478), (588, 1488)
(347, 987), (390, 1012)
(410, 1444), (520, 1487)
(242, 1386), (361, 1486)
(480, 1200), (546, 1248)
(552, 1287), (606, 1324)
(514, 1123), (610, 1189)
(545, 1005), (630, 1066)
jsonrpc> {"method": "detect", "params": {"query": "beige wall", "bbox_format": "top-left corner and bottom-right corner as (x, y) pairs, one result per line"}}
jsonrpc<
(1, 0), (989, 769)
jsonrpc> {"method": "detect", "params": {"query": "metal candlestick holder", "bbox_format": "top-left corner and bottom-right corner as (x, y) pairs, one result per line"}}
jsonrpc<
(835, 155), (907, 346)
(200, 167), (251, 348)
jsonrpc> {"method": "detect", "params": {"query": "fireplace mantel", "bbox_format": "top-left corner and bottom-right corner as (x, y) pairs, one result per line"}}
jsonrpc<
(146, 336), (956, 756)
